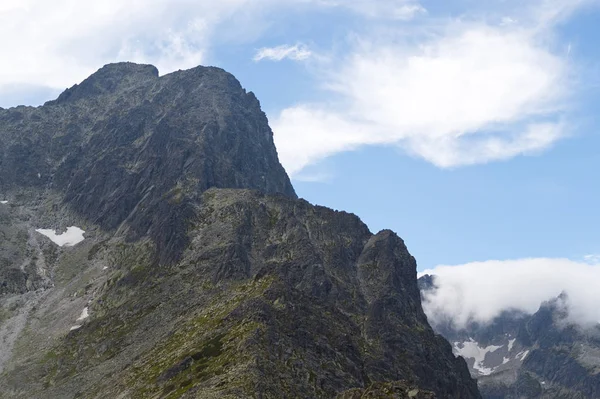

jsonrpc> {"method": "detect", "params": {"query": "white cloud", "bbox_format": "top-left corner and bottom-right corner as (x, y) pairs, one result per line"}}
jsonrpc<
(272, 2), (581, 176)
(254, 44), (312, 62)
(293, 171), (334, 183)
(274, 106), (375, 175)
(420, 258), (600, 328)
(531, 0), (595, 27)
(0, 0), (261, 94)
(0, 0), (425, 104)
(500, 17), (518, 26)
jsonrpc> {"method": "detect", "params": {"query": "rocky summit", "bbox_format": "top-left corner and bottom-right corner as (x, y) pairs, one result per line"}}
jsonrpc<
(0, 63), (479, 398)
(419, 276), (600, 399)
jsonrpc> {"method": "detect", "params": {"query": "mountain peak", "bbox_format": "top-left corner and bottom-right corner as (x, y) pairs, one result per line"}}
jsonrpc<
(48, 62), (159, 105)
(2, 63), (296, 263)
(93, 61), (159, 78)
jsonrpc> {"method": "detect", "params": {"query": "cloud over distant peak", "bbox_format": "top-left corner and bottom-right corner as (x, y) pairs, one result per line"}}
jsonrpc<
(420, 258), (600, 329)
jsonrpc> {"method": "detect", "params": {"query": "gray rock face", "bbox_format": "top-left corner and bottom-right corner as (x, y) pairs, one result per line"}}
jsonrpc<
(0, 63), (480, 398)
(0, 62), (296, 264)
(1, 190), (480, 398)
(336, 380), (436, 398)
(419, 277), (600, 398)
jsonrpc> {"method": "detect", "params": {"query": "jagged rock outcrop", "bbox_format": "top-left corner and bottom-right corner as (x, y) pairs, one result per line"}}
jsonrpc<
(0, 63), (479, 398)
(336, 380), (435, 398)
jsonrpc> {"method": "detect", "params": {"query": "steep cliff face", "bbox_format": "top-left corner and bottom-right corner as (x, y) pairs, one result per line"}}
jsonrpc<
(0, 62), (295, 265)
(419, 276), (600, 399)
(0, 63), (479, 398)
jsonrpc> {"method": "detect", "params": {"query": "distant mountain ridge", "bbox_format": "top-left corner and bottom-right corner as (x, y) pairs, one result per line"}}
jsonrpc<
(0, 63), (480, 398)
(419, 275), (600, 398)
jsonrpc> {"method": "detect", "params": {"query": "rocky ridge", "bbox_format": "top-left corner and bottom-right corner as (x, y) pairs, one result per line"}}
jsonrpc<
(0, 63), (479, 398)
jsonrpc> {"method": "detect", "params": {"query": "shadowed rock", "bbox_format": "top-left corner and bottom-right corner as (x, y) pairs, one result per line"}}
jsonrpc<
(0, 62), (295, 264)
(0, 64), (481, 398)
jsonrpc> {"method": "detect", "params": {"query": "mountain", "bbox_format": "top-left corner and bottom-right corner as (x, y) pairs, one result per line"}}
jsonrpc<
(0, 63), (480, 398)
(419, 275), (600, 398)
(0, 62), (295, 267)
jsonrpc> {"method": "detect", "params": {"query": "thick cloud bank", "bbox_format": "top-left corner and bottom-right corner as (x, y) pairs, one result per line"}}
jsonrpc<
(420, 258), (600, 328)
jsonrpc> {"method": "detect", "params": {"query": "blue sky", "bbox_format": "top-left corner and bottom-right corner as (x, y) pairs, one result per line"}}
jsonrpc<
(2, 0), (600, 277)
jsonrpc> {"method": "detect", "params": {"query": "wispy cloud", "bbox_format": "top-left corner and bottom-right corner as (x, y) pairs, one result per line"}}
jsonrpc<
(0, 0), (425, 103)
(583, 254), (600, 265)
(292, 170), (334, 183)
(307, 0), (426, 20)
(0, 0), (260, 93)
(254, 44), (312, 62)
(420, 258), (600, 328)
(272, 1), (585, 176)
(500, 17), (518, 26)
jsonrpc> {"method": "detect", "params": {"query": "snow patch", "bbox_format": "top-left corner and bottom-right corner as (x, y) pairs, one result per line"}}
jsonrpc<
(517, 350), (529, 360)
(35, 226), (85, 247)
(76, 307), (89, 322)
(70, 307), (89, 331)
(508, 338), (516, 351)
(503, 357), (510, 365)
(454, 339), (503, 376)
(102, 266), (108, 271)
(0, 201), (7, 204)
